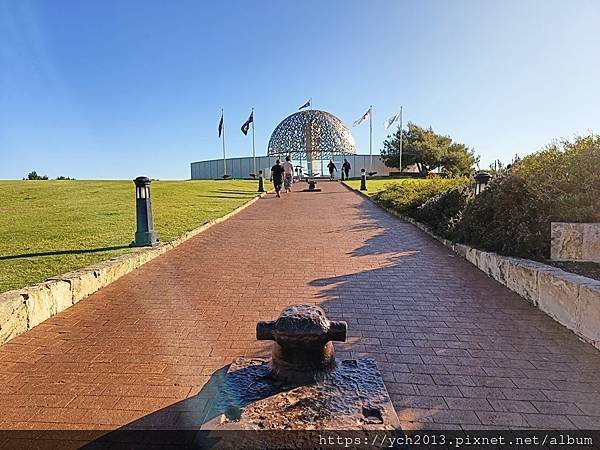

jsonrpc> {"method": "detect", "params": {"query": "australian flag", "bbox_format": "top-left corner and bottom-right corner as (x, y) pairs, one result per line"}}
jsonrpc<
(218, 112), (224, 138)
(241, 111), (254, 135)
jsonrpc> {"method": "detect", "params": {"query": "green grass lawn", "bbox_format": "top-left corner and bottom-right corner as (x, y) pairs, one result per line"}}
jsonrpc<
(0, 179), (267, 293)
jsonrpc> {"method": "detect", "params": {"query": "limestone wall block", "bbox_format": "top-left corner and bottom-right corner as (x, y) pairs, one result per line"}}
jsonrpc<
(465, 247), (479, 266)
(537, 270), (585, 330)
(551, 223), (584, 261)
(582, 224), (600, 263)
(551, 222), (600, 262)
(53, 269), (103, 304)
(23, 280), (72, 328)
(480, 253), (515, 287)
(452, 243), (469, 258)
(504, 260), (541, 305)
(576, 282), (600, 349)
(0, 290), (28, 344)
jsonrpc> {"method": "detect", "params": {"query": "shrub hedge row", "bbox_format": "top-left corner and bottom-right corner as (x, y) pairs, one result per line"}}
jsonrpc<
(372, 178), (469, 216)
(372, 135), (600, 260)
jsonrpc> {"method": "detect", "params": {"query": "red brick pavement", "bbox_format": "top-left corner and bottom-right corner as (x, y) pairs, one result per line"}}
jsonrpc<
(1, 181), (599, 433)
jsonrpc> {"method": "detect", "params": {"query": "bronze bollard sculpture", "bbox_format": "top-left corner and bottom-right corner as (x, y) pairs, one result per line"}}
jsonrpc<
(201, 304), (401, 436)
(256, 304), (346, 383)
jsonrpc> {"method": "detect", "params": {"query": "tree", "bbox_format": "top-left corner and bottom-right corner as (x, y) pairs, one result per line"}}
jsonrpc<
(26, 171), (48, 180)
(380, 122), (479, 176)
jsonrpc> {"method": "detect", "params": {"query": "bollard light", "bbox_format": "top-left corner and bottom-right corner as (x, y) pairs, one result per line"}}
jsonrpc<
(360, 168), (367, 191)
(474, 172), (492, 195)
(258, 170), (265, 193)
(131, 176), (159, 247)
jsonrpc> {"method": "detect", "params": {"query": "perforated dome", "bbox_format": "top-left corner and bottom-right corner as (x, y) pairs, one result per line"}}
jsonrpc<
(267, 110), (357, 159)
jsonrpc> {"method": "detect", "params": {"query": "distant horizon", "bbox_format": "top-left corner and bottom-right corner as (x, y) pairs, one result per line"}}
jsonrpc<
(2, 126), (594, 181)
(2, 0), (599, 179)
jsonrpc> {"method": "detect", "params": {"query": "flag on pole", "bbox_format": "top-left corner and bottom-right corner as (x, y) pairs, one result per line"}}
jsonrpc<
(241, 111), (254, 135)
(298, 98), (311, 110)
(353, 107), (372, 127)
(218, 112), (224, 138)
(384, 111), (401, 130)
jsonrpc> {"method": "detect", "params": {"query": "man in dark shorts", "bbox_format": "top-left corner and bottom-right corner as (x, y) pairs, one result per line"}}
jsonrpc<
(271, 159), (285, 198)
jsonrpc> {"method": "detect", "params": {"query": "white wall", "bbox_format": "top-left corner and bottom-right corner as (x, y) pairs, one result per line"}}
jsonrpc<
(190, 154), (392, 179)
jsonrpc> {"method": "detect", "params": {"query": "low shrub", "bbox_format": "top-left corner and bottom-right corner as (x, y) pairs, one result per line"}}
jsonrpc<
(454, 135), (600, 259)
(373, 135), (598, 260)
(412, 184), (472, 238)
(372, 178), (469, 216)
(453, 173), (542, 257)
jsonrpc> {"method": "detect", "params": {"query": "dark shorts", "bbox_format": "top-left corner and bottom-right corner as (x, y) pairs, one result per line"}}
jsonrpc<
(273, 176), (283, 191)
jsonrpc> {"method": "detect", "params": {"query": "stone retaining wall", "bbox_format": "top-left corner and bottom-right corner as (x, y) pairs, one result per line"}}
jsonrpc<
(346, 184), (600, 351)
(0, 193), (265, 346)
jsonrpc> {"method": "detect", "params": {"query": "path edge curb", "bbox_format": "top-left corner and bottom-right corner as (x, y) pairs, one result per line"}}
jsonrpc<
(0, 192), (268, 346)
(341, 182), (600, 351)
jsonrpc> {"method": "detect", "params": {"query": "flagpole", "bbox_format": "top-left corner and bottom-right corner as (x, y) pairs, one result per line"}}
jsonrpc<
(369, 105), (373, 173)
(399, 106), (403, 174)
(221, 109), (226, 177)
(251, 108), (256, 175)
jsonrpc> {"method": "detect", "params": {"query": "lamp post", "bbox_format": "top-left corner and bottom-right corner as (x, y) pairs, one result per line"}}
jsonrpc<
(360, 168), (367, 191)
(131, 176), (159, 247)
(474, 172), (492, 195)
(258, 170), (265, 193)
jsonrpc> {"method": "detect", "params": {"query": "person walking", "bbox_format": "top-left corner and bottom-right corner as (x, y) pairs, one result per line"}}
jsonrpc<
(282, 155), (294, 193)
(271, 159), (285, 198)
(327, 160), (337, 180)
(342, 158), (351, 180)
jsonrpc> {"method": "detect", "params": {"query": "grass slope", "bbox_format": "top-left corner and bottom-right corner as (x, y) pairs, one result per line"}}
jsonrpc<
(0, 180), (265, 292)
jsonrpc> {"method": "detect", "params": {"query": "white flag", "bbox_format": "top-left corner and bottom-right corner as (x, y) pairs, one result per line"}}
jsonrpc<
(353, 107), (371, 127)
(384, 111), (401, 130)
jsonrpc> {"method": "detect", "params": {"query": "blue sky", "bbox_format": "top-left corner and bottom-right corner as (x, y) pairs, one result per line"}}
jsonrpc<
(1, 0), (599, 179)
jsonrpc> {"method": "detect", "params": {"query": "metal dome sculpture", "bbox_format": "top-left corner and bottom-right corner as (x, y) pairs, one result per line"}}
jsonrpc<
(268, 110), (356, 175)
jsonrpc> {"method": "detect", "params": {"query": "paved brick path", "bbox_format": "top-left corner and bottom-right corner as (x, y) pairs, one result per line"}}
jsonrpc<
(1, 181), (600, 433)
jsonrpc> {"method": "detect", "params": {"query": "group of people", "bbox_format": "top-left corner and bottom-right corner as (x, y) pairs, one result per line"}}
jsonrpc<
(270, 157), (352, 197)
(326, 158), (351, 180)
(270, 156), (295, 198)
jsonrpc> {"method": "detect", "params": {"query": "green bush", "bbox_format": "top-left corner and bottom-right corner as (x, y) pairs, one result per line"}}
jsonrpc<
(454, 173), (543, 257)
(372, 134), (598, 260)
(455, 135), (600, 259)
(25, 170), (48, 180)
(413, 185), (472, 238)
(372, 178), (469, 216)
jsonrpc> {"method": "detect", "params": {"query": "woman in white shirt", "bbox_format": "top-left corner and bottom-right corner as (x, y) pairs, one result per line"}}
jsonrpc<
(283, 156), (294, 193)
